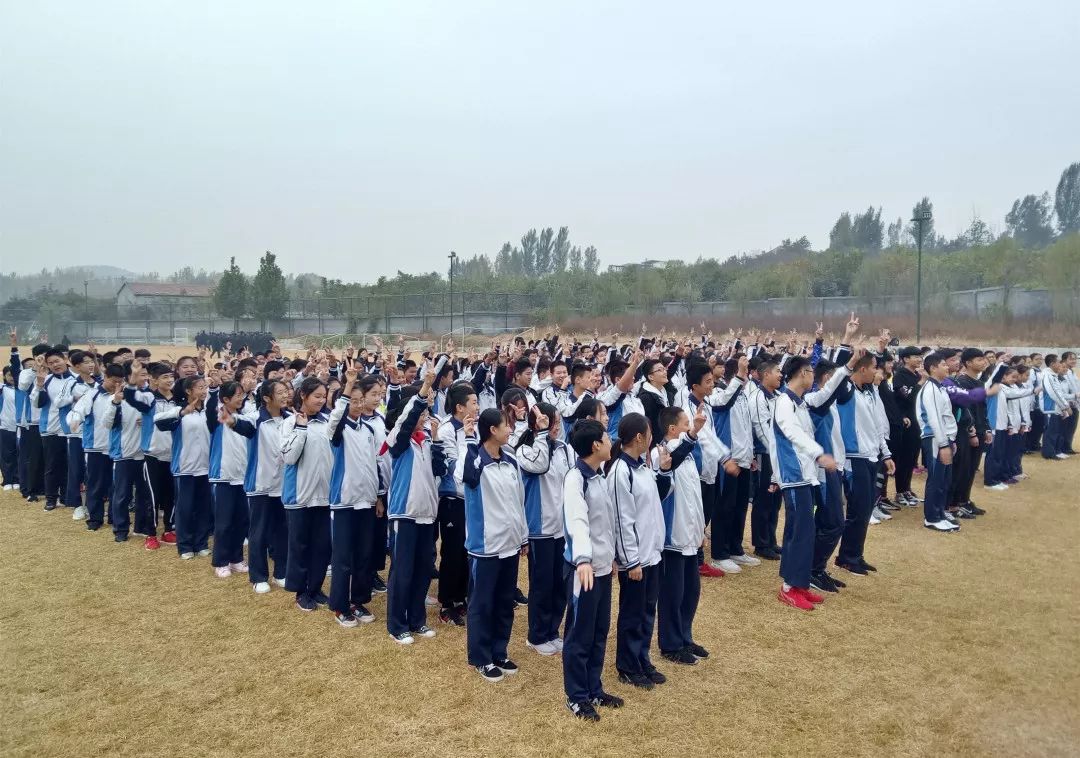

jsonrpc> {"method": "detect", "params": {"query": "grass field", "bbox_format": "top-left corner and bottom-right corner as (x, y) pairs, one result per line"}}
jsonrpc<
(2, 447), (1079, 757)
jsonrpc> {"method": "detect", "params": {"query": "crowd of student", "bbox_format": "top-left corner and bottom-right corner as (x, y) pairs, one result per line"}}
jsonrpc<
(2, 321), (1077, 722)
(194, 331), (276, 357)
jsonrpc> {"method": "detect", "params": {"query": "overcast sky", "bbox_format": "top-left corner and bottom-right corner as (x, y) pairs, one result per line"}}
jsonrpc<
(3, 1), (1077, 280)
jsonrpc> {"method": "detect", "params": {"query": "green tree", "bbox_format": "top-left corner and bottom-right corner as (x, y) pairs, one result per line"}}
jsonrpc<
(551, 226), (570, 273)
(535, 227), (554, 275)
(582, 246), (600, 275)
(828, 212), (854, 250)
(520, 230), (538, 277)
(1055, 162), (1080, 235)
(568, 246), (583, 272)
(213, 256), (249, 320)
(885, 216), (904, 248)
(906, 197), (935, 249)
(251, 250), (289, 322)
(1005, 192), (1055, 248)
(851, 206), (883, 251)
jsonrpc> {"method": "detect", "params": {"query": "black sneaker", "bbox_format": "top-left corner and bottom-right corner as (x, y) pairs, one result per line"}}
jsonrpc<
(618, 671), (654, 690)
(661, 648), (697, 666)
(295, 594), (317, 612)
(835, 559), (868, 576)
(966, 501), (986, 515)
(566, 698), (600, 721)
(754, 547), (781, 561)
(311, 591), (330, 606)
(44, 501), (57, 511)
(878, 496), (900, 511)
(810, 571), (839, 594)
(351, 604), (375, 624)
(440, 607), (466, 627)
(859, 559), (878, 573)
(26, 495), (40, 503)
(687, 642), (709, 660)
(644, 666), (667, 685)
(494, 658), (518, 676)
(592, 691), (624, 709)
(334, 611), (359, 628)
(371, 574), (387, 594)
(114, 533), (128, 543)
(477, 664), (503, 683)
(954, 506), (977, 519)
(823, 570), (846, 589)
(514, 587), (529, 607)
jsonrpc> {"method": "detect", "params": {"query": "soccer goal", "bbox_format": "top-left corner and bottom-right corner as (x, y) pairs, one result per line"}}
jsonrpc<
(172, 327), (190, 345)
(115, 326), (148, 344)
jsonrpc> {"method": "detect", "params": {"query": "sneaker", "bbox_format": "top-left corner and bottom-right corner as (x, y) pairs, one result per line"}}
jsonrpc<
(661, 648), (697, 666)
(754, 547), (781, 560)
(878, 497), (901, 511)
(439, 607), (466, 627)
(778, 586), (814, 611)
(390, 631), (415, 645)
(412, 625), (436, 639)
(144, 536), (161, 551)
(823, 570), (846, 588)
(953, 507), (976, 520)
(253, 582), (271, 594)
(913, 466), (927, 475)
(715, 559), (741, 574)
(371, 574), (387, 594)
(215, 566), (232, 579)
(942, 512), (958, 524)
(966, 502), (986, 516)
(905, 491), (924, 504)
(425, 594), (439, 607)
(44, 501), (57, 512)
(797, 587), (825, 605)
(2, 484), (10, 491)
(859, 559), (878, 572)
(618, 671), (655, 690)
(810, 571), (839, 594)
(552, 637), (564, 653)
(352, 605), (375, 624)
(985, 483), (1009, 491)
(872, 507), (892, 521)
(311, 591), (330, 606)
(161, 531), (177, 544)
(11, 484), (18, 491)
(494, 658), (518, 675)
(72, 505), (88, 520)
(477, 664), (504, 683)
(229, 562), (249, 573)
(924, 519), (960, 532)
(592, 691), (624, 709)
(1015, 473), (1030, 480)
(644, 667), (667, 685)
(514, 588), (529, 606)
(197, 549), (211, 557)
(26, 495), (39, 502)
(180, 552), (195, 560)
(272, 577), (286, 588)
(114, 533), (128, 543)
(527, 640), (558, 656)
(835, 559), (868, 576)
(687, 642), (709, 659)
(335, 611), (359, 628)
(566, 699), (600, 721)
(1055, 453), (1069, 460)
(730, 553), (760, 567)
(698, 562), (724, 578)
(296, 594), (317, 612)
(869, 514), (881, 525)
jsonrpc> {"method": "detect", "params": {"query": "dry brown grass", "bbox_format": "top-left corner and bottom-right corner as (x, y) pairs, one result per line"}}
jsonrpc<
(3, 445), (1079, 758)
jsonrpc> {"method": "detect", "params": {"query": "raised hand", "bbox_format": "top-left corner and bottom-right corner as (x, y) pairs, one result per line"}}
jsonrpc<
(657, 444), (673, 471)
(9, 328), (16, 347)
(843, 311), (860, 342)
(463, 414), (477, 437)
(532, 404), (550, 431)
(815, 322), (824, 339)
(692, 402), (707, 434)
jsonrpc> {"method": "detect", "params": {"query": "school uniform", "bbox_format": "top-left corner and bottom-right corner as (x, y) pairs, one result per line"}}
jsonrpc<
(1041, 372), (1074, 458)
(952, 373), (990, 506)
(1025, 367), (1045, 452)
(916, 379), (957, 524)
(61, 376), (94, 509)
(435, 415), (471, 614)
(462, 440), (528, 668)
(244, 408), (290, 584)
(0, 380), (18, 487)
(608, 452), (670, 678)
(984, 383), (1032, 484)
(30, 369), (75, 507)
(143, 392), (176, 534)
(327, 396), (383, 616)
(685, 391), (728, 564)
(70, 386), (115, 529)
(103, 386), (155, 539)
(281, 410), (334, 600)
(367, 411), (392, 581)
(14, 351), (44, 499)
(155, 402), (212, 555)
(385, 396), (446, 636)
(1064, 370), (1080, 453)
(890, 365), (922, 496)
(747, 381), (781, 553)
(710, 376), (754, 561)
(208, 394), (255, 568)
(517, 432), (575, 648)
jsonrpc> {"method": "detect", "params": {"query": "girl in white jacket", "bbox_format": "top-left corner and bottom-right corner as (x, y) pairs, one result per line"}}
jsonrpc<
(245, 379), (292, 594)
(208, 381), (256, 579)
(154, 376), (212, 559)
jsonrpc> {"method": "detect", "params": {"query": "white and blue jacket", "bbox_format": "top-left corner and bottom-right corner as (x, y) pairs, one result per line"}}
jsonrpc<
(103, 386), (154, 461)
(916, 379), (957, 449)
(1041, 371), (1074, 417)
(243, 409), (289, 497)
(462, 441), (528, 558)
(988, 384), (1032, 432)
(710, 376), (753, 468)
(651, 433), (702, 556)
(30, 371), (75, 437)
(836, 381), (892, 463)
(142, 393), (175, 462)
(69, 386), (116, 453)
(563, 458), (616, 577)
(385, 395), (446, 523)
(770, 388), (826, 489)
(0, 382), (17, 432)
(207, 394), (256, 486)
(328, 397), (383, 509)
(13, 353), (40, 427)
(280, 412), (333, 508)
(155, 403), (211, 477)
(685, 391), (731, 485)
(516, 431), (575, 540)
(607, 452), (670, 571)
(806, 365), (852, 471)
(437, 416), (470, 499)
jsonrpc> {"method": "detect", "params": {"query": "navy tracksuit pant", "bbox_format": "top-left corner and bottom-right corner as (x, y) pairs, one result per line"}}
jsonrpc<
(1027, 408), (1045, 451)
(751, 453), (781, 552)
(84, 451), (112, 529)
(247, 494), (289, 584)
(18, 424), (43, 497)
(329, 507), (375, 614)
(921, 439), (952, 523)
(370, 512), (389, 573)
(698, 479), (721, 563)
(42, 434), (68, 506)
(386, 519), (434, 636)
(984, 430), (1010, 484)
(812, 468), (845, 573)
(0, 428), (18, 486)
(562, 564), (612, 703)
(1064, 410), (1078, 453)
(111, 458), (153, 538)
(716, 466), (752, 558)
(174, 474), (212, 554)
(437, 496), (468, 610)
(527, 536), (566, 646)
(285, 506), (331, 599)
(143, 456), (174, 532)
(1042, 416), (1063, 459)
(212, 483), (249, 567)
(467, 553), (519, 667)
(616, 561), (660, 676)
(65, 437), (84, 508)
(657, 551), (699, 654)
(779, 485), (816, 589)
(837, 458), (877, 566)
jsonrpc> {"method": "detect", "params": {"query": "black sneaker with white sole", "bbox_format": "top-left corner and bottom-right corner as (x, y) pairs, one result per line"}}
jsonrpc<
(295, 594), (317, 612)
(592, 691), (625, 709)
(371, 574), (387, 594)
(494, 658), (518, 675)
(566, 698), (600, 721)
(687, 642), (709, 660)
(311, 591), (330, 606)
(618, 671), (655, 690)
(477, 664), (504, 683)
(514, 587), (529, 607)
(644, 666), (667, 685)
(823, 570), (846, 589)
(351, 604), (375, 623)
(335, 611), (359, 628)
(966, 501), (986, 516)
(810, 571), (839, 594)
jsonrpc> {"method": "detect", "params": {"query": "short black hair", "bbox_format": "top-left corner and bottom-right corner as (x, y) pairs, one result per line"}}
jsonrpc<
(478, 408), (505, 443)
(44, 348), (66, 361)
(813, 358), (836, 385)
(104, 364), (127, 380)
(569, 419), (606, 458)
(686, 360), (711, 390)
(447, 380), (477, 417)
(134, 348), (152, 359)
(923, 352), (945, 373)
(658, 406), (685, 437)
(263, 360), (285, 378)
(513, 358), (532, 378)
(784, 356), (812, 382)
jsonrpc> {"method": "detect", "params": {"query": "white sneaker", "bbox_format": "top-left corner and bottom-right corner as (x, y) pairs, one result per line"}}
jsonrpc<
(180, 552), (195, 560)
(12, 484), (18, 491)
(714, 559), (740, 574)
(1055, 453), (1069, 460)
(253, 581), (271, 594)
(731, 553), (760, 567)
(869, 515), (881, 525)
(413, 625), (437, 638)
(425, 594), (439, 607)
(390, 632), (415, 645)
(272, 577), (286, 588)
(197, 549), (211, 557)
(985, 483), (1009, 491)
(1014, 473), (1029, 480)
(527, 640), (558, 656)
(229, 562), (249, 573)
(2, 484), (11, 491)
(72, 505), (88, 521)
(552, 638), (564, 652)
(214, 566), (232, 579)
(943, 512), (958, 523)
(924, 519), (959, 532)
(872, 507), (892, 521)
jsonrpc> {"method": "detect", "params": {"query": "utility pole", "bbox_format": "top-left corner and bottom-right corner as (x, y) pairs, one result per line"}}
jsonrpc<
(912, 209), (933, 342)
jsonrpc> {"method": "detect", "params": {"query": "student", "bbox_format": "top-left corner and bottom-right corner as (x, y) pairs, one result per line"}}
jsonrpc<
(653, 404), (711, 667)
(245, 379), (292, 593)
(143, 364), (177, 544)
(607, 412), (672, 690)
(1062, 352), (1079, 454)
(637, 358), (676, 444)
(30, 347), (74, 511)
(951, 349), (991, 517)
(64, 349), (97, 519)
(890, 346), (925, 506)
(208, 381), (255, 578)
(280, 377), (334, 612)
(462, 407), (529, 682)
(1040, 354), (1073, 460)
(327, 372), (385, 626)
(916, 354), (960, 532)
(70, 364), (125, 530)
(769, 356), (835, 609)
(1005, 365), (1032, 482)
(711, 355), (756, 572)
(15, 345), (48, 503)
(155, 376), (213, 559)
(681, 360), (729, 576)
(562, 419), (622, 722)
(1, 364), (18, 490)
(597, 350), (645, 442)
(384, 367), (445, 644)
(984, 366), (1033, 488)
(748, 359), (782, 560)
(102, 361), (155, 545)
(516, 402), (574, 656)
(366, 374), (392, 596)
(434, 380), (480, 626)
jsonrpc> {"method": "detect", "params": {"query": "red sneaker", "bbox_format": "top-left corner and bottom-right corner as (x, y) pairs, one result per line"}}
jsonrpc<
(778, 586), (814, 611)
(144, 536), (161, 551)
(698, 563), (725, 578)
(161, 531), (177, 544)
(797, 587), (825, 604)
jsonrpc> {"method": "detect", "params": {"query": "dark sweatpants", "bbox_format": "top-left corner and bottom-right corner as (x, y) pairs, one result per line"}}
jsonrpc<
(467, 553), (519, 667)
(812, 469), (845, 574)
(837, 458), (877, 566)
(212, 482), (249, 567)
(527, 536), (566, 646)
(437, 496), (468, 609)
(65, 437), (84, 508)
(615, 561), (660, 676)
(716, 466), (752, 557)
(779, 485), (816, 589)
(0, 428), (18, 486)
(329, 507), (375, 614)
(386, 519), (435, 635)
(657, 551), (699, 654)
(563, 565), (612, 703)
(42, 434), (68, 506)
(248, 494), (289, 584)
(286, 506), (331, 599)
(950, 437), (983, 507)
(750, 453), (781, 551)
(18, 424), (44, 497)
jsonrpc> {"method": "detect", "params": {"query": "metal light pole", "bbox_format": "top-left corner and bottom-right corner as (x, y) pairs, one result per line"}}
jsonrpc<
(448, 251), (457, 341)
(83, 280), (89, 338)
(912, 209), (932, 342)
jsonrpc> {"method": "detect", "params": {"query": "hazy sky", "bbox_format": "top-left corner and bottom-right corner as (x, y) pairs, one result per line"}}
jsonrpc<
(3, 1), (1077, 281)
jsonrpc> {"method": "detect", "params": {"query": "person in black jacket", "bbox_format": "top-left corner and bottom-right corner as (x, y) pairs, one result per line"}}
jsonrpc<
(952, 349), (991, 517)
(876, 352), (904, 510)
(637, 358), (678, 444)
(890, 347), (924, 506)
